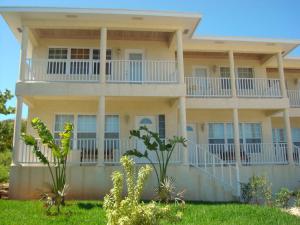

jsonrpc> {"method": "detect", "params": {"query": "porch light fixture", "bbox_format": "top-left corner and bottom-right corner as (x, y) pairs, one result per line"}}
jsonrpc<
(17, 27), (22, 33)
(65, 14), (78, 19)
(125, 114), (130, 124)
(201, 123), (205, 132)
(131, 16), (143, 21)
(183, 29), (189, 35)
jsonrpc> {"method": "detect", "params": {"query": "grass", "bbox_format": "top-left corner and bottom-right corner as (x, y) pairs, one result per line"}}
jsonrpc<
(0, 200), (299, 225)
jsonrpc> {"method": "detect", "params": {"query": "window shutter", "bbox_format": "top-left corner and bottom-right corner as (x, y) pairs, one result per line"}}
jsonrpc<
(158, 115), (165, 139)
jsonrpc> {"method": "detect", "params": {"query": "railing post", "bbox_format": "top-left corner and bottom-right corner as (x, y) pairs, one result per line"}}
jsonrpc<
(97, 96), (105, 165)
(176, 30), (184, 84)
(100, 27), (107, 84)
(12, 96), (24, 165)
(283, 108), (294, 165)
(277, 52), (287, 98)
(19, 26), (29, 81)
(229, 50), (237, 97)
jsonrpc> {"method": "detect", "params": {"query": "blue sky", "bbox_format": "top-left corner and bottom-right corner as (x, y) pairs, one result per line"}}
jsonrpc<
(1, 0), (300, 120)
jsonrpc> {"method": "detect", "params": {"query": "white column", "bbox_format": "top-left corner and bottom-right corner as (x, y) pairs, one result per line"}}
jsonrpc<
(283, 108), (294, 164)
(233, 108), (241, 165)
(277, 52), (287, 98)
(12, 96), (23, 165)
(97, 96), (105, 165)
(229, 50), (237, 97)
(176, 30), (184, 84)
(19, 26), (29, 81)
(179, 97), (188, 164)
(100, 27), (107, 84)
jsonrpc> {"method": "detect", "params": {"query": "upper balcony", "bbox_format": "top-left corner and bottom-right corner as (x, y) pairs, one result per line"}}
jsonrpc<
(25, 58), (178, 84)
(185, 76), (282, 98)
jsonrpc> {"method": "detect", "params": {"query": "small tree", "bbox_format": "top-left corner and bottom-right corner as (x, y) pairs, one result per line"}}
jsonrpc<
(21, 117), (73, 213)
(124, 126), (186, 201)
(0, 89), (15, 115)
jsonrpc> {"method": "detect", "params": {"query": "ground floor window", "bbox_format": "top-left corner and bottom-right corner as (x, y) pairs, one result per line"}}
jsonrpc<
(54, 115), (74, 143)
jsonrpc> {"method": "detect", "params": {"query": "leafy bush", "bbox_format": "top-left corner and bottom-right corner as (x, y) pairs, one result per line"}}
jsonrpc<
(241, 175), (272, 205)
(104, 156), (181, 225)
(295, 190), (300, 207)
(124, 126), (186, 202)
(21, 118), (73, 214)
(275, 188), (292, 208)
(0, 150), (11, 182)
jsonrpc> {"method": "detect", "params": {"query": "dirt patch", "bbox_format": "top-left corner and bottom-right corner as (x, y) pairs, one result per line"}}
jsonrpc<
(283, 207), (300, 217)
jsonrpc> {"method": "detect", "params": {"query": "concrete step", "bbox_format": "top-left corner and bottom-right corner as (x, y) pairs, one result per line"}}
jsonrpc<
(0, 183), (9, 199)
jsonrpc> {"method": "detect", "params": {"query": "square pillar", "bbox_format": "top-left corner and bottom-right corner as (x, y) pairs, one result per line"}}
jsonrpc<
(229, 50), (237, 97)
(100, 27), (107, 84)
(277, 52), (287, 98)
(176, 30), (184, 84)
(19, 26), (29, 81)
(97, 96), (105, 165)
(232, 108), (241, 165)
(12, 96), (23, 165)
(178, 97), (188, 164)
(283, 108), (294, 164)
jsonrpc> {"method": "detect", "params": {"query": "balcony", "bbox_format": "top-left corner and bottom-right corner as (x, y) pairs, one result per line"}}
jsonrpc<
(190, 143), (289, 166)
(287, 90), (300, 107)
(185, 77), (282, 98)
(18, 138), (182, 165)
(24, 59), (178, 84)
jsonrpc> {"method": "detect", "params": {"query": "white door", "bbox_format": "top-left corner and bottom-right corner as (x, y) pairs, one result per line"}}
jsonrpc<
(187, 124), (197, 163)
(126, 50), (143, 82)
(135, 116), (157, 163)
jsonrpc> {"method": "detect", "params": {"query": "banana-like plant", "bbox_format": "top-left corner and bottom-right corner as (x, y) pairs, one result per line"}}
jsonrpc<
(124, 126), (187, 201)
(21, 117), (73, 213)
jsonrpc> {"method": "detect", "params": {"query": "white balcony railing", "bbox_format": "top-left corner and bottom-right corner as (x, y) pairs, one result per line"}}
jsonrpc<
(236, 78), (281, 98)
(185, 77), (232, 97)
(106, 60), (178, 83)
(189, 144), (236, 165)
(18, 138), (182, 165)
(240, 143), (288, 165)
(288, 90), (300, 107)
(25, 59), (178, 84)
(25, 59), (100, 82)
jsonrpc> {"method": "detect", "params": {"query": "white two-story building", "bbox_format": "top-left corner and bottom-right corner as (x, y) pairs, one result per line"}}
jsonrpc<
(1, 6), (300, 201)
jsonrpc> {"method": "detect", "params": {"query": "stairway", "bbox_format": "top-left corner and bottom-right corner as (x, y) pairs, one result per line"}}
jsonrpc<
(189, 144), (241, 198)
(0, 183), (9, 199)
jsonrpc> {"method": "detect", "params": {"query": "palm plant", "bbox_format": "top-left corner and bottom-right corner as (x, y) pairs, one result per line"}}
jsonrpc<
(124, 126), (187, 201)
(21, 117), (73, 213)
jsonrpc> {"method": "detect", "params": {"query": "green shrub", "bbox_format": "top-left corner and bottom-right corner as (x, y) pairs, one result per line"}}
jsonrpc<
(294, 190), (300, 207)
(0, 150), (11, 183)
(241, 175), (272, 205)
(104, 156), (181, 225)
(275, 188), (292, 208)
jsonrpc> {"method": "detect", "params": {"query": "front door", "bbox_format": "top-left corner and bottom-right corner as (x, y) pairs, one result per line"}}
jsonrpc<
(193, 66), (208, 95)
(135, 116), (157, 163)
(126, 50), (143, 82)
(187, 124), (197, 163)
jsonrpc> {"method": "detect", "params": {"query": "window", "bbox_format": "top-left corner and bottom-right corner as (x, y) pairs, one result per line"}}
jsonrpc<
(92, 49), (112, 75)
(54, 115), (74, 145)
(77, 115), (96, 139)
(158, 115), (165, 139)
(105, 115), (119, 139)
(292, 128), (300, 147)
(71, 48), (90, 59)
(104, 115), (120, 160)
(70, 48), (90, 75)
(220, 67), (231, 89)
(208, 123), (233, 145)
(272, 128), (286, 143)
(237, 68), (254, 78)
(240, 123), (262, 153)
(47, 48), (68, 74)
(237, 68), (254, 90)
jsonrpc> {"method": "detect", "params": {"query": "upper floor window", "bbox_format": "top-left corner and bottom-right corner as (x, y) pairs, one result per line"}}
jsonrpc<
(48, 48), (68, 59)
(237, 68), (254, 78)
(71, 48), (90, 59)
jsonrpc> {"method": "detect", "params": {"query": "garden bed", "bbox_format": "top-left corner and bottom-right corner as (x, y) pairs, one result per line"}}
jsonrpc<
(0, 200), (299, 225)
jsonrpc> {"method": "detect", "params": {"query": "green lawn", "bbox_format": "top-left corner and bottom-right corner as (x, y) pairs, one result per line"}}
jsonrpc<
(0, 200), (299, 225)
